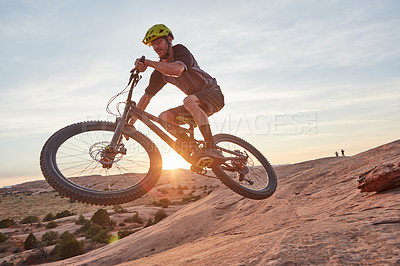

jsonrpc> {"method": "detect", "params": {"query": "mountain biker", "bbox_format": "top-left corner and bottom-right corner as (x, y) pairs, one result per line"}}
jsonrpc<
(129, 24), (225, 165)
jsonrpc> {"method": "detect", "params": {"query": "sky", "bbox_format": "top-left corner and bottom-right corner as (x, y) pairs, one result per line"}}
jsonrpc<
(1, 0), (399, 187)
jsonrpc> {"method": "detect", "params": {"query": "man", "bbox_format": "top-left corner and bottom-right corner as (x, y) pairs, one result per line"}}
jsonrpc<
(130, 24), (225, 165)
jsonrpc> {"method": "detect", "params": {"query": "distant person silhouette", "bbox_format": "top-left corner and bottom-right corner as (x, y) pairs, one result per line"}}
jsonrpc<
(341, 149), (345, 156)
(335, 151), (339, 157)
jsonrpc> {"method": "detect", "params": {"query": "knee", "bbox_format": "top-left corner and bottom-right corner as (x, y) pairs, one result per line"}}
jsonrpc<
(183, 95), (198, 110)
(159, 111), (174, 123)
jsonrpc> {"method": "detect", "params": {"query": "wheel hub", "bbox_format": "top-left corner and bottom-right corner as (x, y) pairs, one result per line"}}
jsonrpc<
(89, 141), (124, 168)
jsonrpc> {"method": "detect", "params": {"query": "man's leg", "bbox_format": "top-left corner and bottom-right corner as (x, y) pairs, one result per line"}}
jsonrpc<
(159, 110), (179, 126)
(183, 95), (214, 149)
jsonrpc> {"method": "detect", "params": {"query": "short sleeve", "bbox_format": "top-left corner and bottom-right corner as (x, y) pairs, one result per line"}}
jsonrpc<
(173, 45), (194, 70)
(145, 70), (166, 96)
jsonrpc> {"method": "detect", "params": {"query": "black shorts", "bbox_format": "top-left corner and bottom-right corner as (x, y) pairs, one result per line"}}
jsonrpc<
(166, 86), (225, 118)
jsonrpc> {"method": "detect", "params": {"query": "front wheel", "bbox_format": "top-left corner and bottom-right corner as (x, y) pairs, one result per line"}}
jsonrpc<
(40, 121), (162, 205)
(212, 134), (277, 199)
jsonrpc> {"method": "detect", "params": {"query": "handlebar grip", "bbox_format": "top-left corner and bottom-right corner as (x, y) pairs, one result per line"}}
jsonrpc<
(130, 56), (146, 74)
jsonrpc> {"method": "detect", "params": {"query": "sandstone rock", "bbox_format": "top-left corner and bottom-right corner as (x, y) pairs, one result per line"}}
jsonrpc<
(358, 162), (400, 192)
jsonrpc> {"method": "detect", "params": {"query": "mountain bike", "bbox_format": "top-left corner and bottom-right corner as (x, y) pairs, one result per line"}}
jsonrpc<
(40, 57), (277, 205)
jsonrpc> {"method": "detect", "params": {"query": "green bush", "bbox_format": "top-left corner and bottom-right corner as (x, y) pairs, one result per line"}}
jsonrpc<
(43, 213), (56, 222)
(91, 229), (110, 243)
(123, 212), (143, 224)
(0, 218), (16, 228)
(24, 233), (38, 250)
(85, 224), (102, 239)
(21, 215), (39, 224)
(42, 231), (59, 246)
(77, 219), (92, 233)
(154, 209), (168, 224)
(54, 231), (84, 260)
(143, 210), (168, 228)
(0, 232), (7, 243)
(91, 209), (110, 228)
(113, 205), (127, 214)
(45, 221), (58, 229)
(75, 215), (90, 225)
(144, 218), (153, 228)
(55, 210), (75, 219)
(118, 230), (134, 239)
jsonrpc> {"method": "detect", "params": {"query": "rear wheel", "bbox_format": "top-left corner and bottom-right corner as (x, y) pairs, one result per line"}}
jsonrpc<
(212, 134), (277, 199)
(40, 121), (162, 205)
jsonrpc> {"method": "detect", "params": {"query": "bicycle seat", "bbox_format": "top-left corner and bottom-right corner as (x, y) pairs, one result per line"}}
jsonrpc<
(176, 116), (197, 127)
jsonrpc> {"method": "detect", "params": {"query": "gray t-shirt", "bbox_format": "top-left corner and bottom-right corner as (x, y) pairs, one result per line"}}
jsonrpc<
(145, 44), (218, 96)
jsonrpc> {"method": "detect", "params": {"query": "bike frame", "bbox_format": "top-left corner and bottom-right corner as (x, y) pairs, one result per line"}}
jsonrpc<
(108, 60), (247, 167)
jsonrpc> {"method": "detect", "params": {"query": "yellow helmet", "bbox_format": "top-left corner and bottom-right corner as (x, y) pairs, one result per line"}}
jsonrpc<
(142, 24), (174, 46)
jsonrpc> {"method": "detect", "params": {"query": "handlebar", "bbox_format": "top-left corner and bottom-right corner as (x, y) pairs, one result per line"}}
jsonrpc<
(127, 55), (145, 102)
(130, 56), (146, 74)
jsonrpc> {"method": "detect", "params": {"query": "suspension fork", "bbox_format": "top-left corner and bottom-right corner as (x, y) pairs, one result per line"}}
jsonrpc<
(101, 102), (133, 169)
(109, 102), (132, 150)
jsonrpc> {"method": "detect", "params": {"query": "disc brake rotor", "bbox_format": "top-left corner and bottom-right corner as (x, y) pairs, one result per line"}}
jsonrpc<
(89, 141), (124, 165)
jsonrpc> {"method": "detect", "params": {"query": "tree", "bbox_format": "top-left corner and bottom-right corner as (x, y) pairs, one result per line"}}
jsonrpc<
(0, 232), (7, 243)
(85, 224), (102, 239)
(91, 209), (110, 228)
(24, 233), (38, 250)
(42, 231), (59, 246)
(91, 229), (110, 243)
(55, 231), (84, 260)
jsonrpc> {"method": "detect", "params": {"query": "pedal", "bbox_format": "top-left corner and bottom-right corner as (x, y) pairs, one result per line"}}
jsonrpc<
(196, 156), (214, 168)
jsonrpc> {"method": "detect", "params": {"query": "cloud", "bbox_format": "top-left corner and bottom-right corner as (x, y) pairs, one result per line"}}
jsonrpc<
(1, 0), (400, 184)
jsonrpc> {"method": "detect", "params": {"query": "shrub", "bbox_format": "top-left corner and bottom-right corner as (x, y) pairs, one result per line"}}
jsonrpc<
(144, 218), (153, 228)
(160, 198), (171, 208)
(85, 224), (102, 239)
(55, 210), (75, 219)
(91, 209), (110, 228)
(75, 215), (90, 225)
(0, 232), (7, 243)
(24, 233), (38, 250)
(118, 230), (133, 239)
(0, 218), (16, 228)
(153, 209), (168, 224)
(21, 215), (39, 224)
(23, 248), (47, 265)
(123, 212), (143, 224)
(113, 205), (127, 214)
(45, 221), (58, 229)
(43, 213), (56, 222)
(91, 229), (110, 243)
(77, 219), (92, 233)
(42, 231), (59, 246)
(157, 188), (169, 194)
(55, 231), (84, 260)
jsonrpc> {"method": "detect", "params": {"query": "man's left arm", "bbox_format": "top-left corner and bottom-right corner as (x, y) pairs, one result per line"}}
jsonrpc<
(135, 58), (185, 77)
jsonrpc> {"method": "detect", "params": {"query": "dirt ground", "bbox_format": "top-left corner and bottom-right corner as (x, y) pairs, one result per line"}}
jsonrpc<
(2, 140), (400, 265)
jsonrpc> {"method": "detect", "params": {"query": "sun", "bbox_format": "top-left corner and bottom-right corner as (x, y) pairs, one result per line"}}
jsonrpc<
(162, 151), (190, 170)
